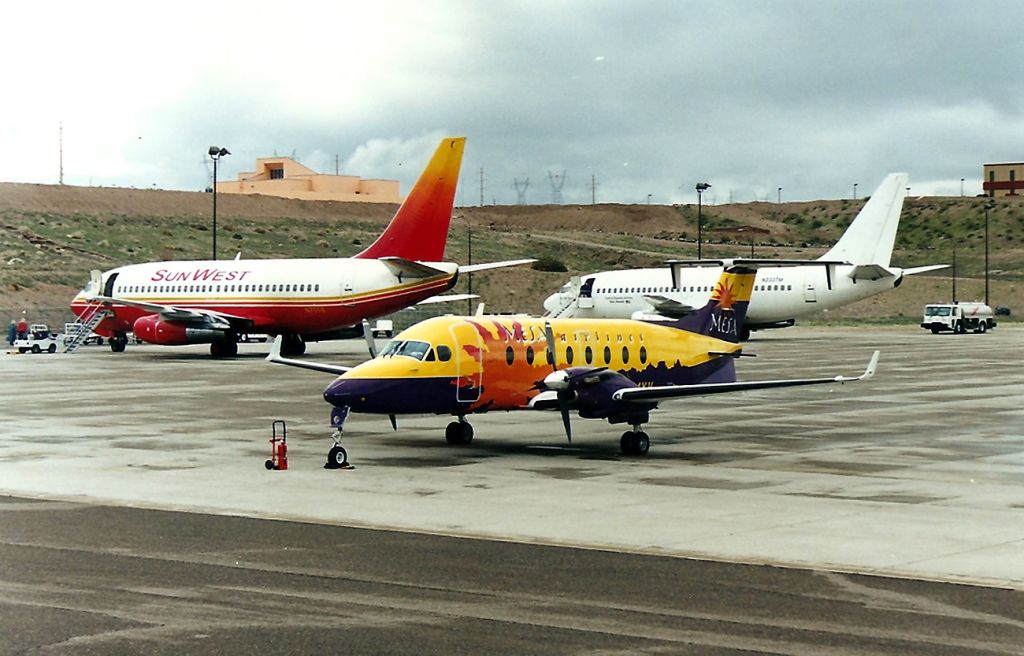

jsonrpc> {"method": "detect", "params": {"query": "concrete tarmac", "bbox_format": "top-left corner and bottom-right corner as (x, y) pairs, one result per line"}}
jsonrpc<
(2, 495), (1023, 655)
(1, 325), (1023, 652)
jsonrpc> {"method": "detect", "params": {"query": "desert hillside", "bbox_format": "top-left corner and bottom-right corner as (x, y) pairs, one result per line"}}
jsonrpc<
(1, 182), (1020, 329)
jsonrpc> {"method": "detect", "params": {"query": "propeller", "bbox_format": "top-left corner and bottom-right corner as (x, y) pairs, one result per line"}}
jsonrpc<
(543, 320), (574, 443)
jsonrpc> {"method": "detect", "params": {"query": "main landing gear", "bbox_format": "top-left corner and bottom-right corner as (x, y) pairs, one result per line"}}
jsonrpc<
(280, 334), (306, 357)
(620, 427), (650, 456)
(444, 417), (474, 445)
(210, 337), (238, 358)
(109, 332), (129, 353)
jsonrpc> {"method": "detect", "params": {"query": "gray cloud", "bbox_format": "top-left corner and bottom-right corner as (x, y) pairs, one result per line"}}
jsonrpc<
(5, 1), (1024, 204)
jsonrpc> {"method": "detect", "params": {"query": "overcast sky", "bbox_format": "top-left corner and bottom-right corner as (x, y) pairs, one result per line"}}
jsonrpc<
(4, 1), (1023, 205)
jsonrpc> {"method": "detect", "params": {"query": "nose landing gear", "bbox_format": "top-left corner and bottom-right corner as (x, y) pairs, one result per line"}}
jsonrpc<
(325, 430), (354, 469)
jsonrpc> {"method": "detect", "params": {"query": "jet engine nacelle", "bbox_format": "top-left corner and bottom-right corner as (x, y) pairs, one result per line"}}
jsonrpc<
(133, 314), (226, 345)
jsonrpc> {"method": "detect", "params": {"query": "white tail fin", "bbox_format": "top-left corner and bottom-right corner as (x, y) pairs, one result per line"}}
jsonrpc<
(820, 173), (908, 267)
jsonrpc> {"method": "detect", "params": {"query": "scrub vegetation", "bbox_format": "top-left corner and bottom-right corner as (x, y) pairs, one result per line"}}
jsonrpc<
(0, 183), (1020, 325)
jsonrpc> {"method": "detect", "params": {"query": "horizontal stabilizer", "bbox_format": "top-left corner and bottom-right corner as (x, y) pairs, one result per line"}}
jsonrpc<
(848, 264), (895, 281)
(418, 293), (478, 305)
(903, 264), (949, 276)
(460, 258), (536, 273)
(379, 257), (447, 279)
(265, 335), (352, 375)
(643, 295), (695, 318)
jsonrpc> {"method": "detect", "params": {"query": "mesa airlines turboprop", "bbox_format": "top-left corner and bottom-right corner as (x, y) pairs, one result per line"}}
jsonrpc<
(70, 137), (531, 357)
(543, 173), (946, 339)
(268, 263), (878, 464)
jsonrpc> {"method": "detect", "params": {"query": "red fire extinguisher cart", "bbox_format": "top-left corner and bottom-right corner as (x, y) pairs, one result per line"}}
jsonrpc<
(265, 420), (288, 470)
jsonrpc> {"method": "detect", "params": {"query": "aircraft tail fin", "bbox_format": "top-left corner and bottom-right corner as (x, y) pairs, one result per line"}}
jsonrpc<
(819, 172), (908, 267)
(355, 137), (466, 262)
(664, 264), (756, 343)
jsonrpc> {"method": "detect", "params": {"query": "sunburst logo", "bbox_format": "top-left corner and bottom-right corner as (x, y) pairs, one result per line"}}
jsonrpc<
(714, 281), (736, 311)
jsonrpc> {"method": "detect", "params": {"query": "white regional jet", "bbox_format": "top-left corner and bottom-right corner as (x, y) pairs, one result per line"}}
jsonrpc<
(543, 173), (945, 339)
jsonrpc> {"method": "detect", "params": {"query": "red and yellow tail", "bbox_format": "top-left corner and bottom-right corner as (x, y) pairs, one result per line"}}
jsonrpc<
(355, 137), (466, 262)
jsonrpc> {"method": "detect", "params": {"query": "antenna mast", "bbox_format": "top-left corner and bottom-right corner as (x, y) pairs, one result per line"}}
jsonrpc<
(59, 122), (64, 185)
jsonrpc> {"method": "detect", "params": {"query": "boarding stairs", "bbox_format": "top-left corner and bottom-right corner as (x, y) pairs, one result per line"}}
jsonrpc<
(63, 302), (110, 353)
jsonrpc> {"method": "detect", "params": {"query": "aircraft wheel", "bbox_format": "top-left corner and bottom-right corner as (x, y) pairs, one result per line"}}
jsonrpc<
(326, 445), (348, 469)
(620, 431), (635, 455)
(210, 339), (238, 358)
(110, 335), (127, 352)
(634, 431), (650, 456)
(445, 421), (473, 445)
(281, 334), (306, 357)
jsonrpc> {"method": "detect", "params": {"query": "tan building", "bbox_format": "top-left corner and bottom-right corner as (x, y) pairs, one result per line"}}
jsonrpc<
(217, 157), (401, 203)
(982, 162), (1024, 197)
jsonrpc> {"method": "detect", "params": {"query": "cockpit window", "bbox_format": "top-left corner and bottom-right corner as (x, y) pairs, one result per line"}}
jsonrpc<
(378, 340), (432, 361)
(379, 340), (402, 357)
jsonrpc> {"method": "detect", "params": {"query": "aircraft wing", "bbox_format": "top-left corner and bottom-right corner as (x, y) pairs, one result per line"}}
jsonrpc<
(265, 336), (353, 375)
(460, 258), (536, 273)
(87, 294), (252, 328)
(613, 351), (879, 403)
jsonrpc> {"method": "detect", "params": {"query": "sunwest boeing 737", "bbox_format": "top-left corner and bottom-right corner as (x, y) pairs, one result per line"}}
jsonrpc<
(268, 263), (877, 463)
(543, 173), (945, 338)
(69, 137), (531, 357)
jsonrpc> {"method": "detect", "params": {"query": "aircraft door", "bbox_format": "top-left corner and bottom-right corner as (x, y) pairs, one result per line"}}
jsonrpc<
(803, 271), (818, 303)
(103, 272), (119, 297)
(449, 321), (483, 403)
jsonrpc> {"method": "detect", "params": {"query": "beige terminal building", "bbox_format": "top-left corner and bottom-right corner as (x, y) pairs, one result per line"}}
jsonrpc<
(982, 162), (1024, 197)
(217, 156), (401, 203)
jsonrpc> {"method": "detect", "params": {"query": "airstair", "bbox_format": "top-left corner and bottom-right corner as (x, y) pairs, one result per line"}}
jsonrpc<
(63, 302), (110, 353)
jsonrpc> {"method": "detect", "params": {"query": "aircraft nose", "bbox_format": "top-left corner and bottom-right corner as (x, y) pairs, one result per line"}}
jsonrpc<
(323, 378), (363, 408)
(542, 292), (561, 313)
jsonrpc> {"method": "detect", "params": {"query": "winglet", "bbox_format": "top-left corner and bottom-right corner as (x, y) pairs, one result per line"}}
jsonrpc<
(836, 350), (880, 383)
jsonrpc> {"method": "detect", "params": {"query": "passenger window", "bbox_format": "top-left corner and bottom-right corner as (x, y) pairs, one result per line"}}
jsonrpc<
(603, 346), (611, 364)
(622, 346), (630, 364)
(436, 345), (452, 362)
(526, 346), (535, 365)
(585, 346), (593, 364)
(505, 345), (514, 366)
(565, 346), (574, 365)
(640, 346), (648, 364)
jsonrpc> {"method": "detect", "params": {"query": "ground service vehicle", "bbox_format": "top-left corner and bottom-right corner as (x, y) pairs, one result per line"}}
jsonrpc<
(14, 324), (60, 353)
(921, 302), (995, 334)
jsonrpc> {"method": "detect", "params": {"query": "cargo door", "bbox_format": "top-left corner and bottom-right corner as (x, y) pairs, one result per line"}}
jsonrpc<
(803, 271), (817, 303)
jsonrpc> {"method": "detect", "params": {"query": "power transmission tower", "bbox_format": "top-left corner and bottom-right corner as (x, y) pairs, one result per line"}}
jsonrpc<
(548, 170), (566, 204)
(479, 167), (485, 206)
(513, 177), (529, 205)
(590, 173), (598, 204)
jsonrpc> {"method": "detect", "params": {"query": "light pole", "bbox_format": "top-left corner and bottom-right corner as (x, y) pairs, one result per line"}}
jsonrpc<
(961, 178), (965, 198)
(208, 146), (230, 260)
(695, 182), (711, 259)
(777, 187), (782, 204)
(984, 200), (994, 306)
(853, 183), (858, 200)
